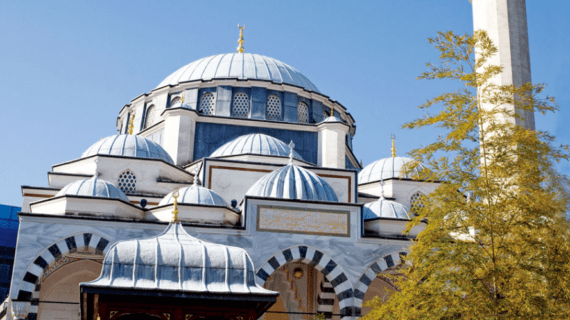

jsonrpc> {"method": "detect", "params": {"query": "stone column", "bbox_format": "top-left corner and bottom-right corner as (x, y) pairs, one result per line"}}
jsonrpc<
(471, 0), (535, 129)
(162, 108), (199, 166)
(317, 118), (350, 169)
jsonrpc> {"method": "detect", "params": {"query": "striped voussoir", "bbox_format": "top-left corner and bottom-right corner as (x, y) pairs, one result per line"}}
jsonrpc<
(256, 246), (355, 319)
(17, 233), (111, 320)
(317, 279), (335, 319)
(352, 251), (407, 315)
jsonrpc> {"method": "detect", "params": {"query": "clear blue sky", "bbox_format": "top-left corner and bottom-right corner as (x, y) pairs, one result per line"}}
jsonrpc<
(1, 1), (569, 206)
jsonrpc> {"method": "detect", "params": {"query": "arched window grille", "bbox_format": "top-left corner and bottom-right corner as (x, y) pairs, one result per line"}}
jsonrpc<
(170, 97), (181, 106)
(297, 101), (309, 123)
(410, 192), (425, 214)
(118, 170), (137, 194)
(199, 92), (215, 115)
(267, 95), (281, 120)
(232, 92), (249, 118)
(144, 105), (156, 129)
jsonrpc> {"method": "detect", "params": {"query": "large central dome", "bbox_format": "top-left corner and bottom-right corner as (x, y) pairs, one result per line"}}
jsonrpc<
(157, 53), (320, 93)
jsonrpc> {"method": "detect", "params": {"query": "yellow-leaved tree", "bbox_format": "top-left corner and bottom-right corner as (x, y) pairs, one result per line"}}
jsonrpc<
(363, 31), (570, 319)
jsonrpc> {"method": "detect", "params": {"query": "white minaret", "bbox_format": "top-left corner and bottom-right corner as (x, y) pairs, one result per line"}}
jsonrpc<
(471, 0), (535, 129)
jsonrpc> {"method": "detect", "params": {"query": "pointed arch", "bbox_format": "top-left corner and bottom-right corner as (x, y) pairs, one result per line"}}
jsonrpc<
(255, 245), (355, 320)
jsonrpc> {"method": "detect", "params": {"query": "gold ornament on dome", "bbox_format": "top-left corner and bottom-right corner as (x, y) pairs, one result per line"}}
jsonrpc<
(391, 133), (397, 158)
(237, 24), (245, 53)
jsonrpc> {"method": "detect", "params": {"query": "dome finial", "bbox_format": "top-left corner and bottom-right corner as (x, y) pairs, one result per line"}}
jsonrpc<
(288, 140), (295, 165)
(180, 91), (185, 103)
(171, 187), (180, 223)
(128, 110), (136, 135)
(330, 105), (334, 117)
(237, 24), (245, 53)
(391, 134), (396, 157)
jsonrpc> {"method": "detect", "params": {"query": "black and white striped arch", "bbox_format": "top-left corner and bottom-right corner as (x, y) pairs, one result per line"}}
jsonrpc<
(256, 245), (356, 319)
(16, 233), (111, 320)
(353, 251), (407, 314)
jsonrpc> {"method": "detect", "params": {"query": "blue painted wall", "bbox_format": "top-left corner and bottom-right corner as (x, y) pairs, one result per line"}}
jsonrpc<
(193, 122), (318, 164)
(0, 204), (20, 301)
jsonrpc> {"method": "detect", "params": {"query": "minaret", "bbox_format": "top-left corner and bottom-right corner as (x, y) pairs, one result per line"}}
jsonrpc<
(471, 0), (535, 130)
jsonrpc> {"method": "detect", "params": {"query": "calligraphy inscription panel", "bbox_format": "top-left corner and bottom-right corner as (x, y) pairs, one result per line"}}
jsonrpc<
(257, 206), (350, 237)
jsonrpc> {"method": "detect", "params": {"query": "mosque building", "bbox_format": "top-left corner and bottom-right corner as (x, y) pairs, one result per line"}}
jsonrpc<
(1, 1), (533, 319)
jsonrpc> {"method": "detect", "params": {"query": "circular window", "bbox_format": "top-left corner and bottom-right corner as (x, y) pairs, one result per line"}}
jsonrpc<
(118, 171), (137, 194)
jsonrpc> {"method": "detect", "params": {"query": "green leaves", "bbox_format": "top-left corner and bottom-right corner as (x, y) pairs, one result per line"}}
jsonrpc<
(363, 31), (570, 319)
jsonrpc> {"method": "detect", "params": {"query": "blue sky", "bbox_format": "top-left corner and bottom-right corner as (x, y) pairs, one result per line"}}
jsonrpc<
(0, 1), (568, 206)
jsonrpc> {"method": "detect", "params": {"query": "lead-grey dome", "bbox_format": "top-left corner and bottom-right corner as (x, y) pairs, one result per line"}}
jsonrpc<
(246, 164), (338, 202)
(210, 133), (303, 160)
(82, 223), (275, 295)
(157, 53), (320, 93)
(56, 177), (129, 203)
(82, 135), (174, 165)
(159, 185), (228, 207)
(364, 198), (410, 220)
(359, 157), (426, 185)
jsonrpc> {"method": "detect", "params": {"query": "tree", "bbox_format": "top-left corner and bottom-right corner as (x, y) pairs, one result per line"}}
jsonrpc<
(363, 31), (570, 319)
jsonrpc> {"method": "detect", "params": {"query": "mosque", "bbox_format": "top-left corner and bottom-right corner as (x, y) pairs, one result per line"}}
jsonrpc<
(1, 1), (533, 320)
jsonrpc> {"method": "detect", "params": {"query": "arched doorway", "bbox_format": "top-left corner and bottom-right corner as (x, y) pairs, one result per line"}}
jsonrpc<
(37, 259), (102, 319)
(260, 262), (340, 320)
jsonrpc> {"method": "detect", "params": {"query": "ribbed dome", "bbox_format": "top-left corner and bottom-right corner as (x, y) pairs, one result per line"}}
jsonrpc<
(359, 157), (426, 184)
(82, 135), (174, 165)
(246, 164), (338, 202)
(210, 134), (303, 160)
(83, 223), (276, 295)
(56, 177), (129, 203)
(157, 53), (319, 93)
(364, 198), (410, 220)
(159, 185), (228, 207)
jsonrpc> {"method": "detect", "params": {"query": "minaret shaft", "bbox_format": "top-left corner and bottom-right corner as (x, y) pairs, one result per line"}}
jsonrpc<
(471, 0), (535, 129)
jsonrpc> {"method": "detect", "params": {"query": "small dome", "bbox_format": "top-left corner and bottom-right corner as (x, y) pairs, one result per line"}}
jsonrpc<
(246, 164), (338, 202)
(364, 198), (410, 220)
(83, 223), (275, 295)
(157, 53), (319, 93)
(56, 177), (129, 203)
(159, 185), (228, 207)
(359, 157), (426, 184)
(320, 116), (342, 123)
(210, 134), (304, 160)
(82, 135), (174, 165)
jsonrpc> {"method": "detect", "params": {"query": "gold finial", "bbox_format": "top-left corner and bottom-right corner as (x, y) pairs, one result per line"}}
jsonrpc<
(128, 111), (136, 135)
(330, 105), (334, 117)
(171, 187), (180, 223)
(237, 24), (245, 53)
(391, 134), (396, 157)
(180, 92), (184, 103)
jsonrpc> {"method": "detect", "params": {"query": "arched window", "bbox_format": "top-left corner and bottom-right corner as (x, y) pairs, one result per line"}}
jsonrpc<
(267, 95), (281, 120)
(170, 96), (181, 106)
(232, 92), (249, 118)
(199, 92), (215, 115)
(410, 192), (425, 214)
(297, 101), (309, 123)
(144, 105), (156, 129)
(118, 170), (137, 194)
